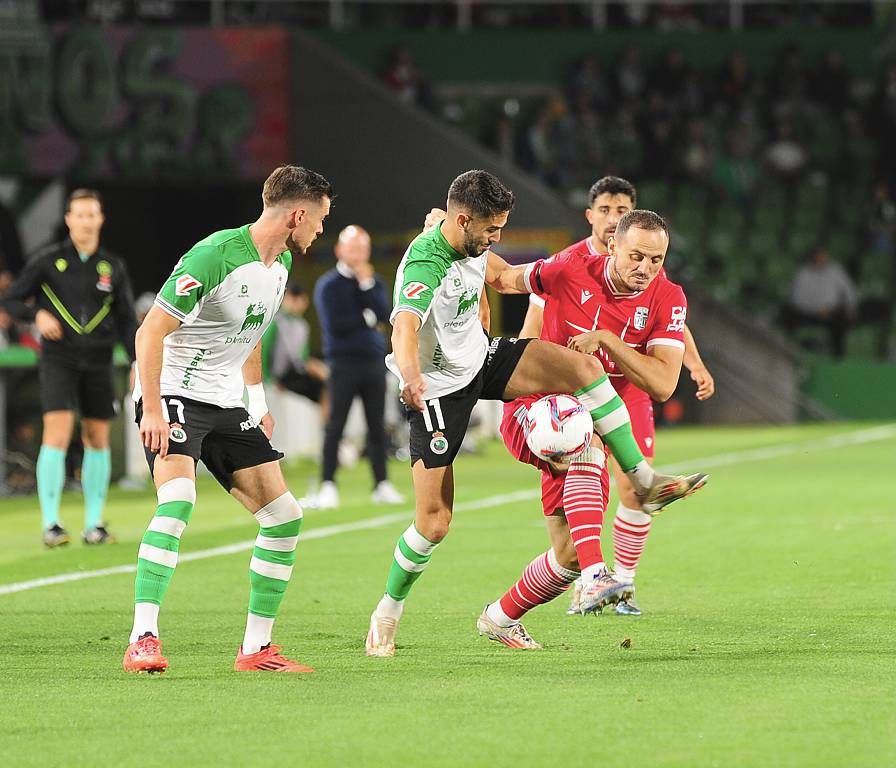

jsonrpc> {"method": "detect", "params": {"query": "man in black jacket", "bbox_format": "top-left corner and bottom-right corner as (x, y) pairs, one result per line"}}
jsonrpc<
(6, 189), (137, 546)
(304, 225), (404, 509)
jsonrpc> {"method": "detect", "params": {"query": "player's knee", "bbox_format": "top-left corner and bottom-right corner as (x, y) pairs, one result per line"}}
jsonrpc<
(417, 514), (451, 543)
(577, 354), (605, 381)
(256, 492), (303, 537)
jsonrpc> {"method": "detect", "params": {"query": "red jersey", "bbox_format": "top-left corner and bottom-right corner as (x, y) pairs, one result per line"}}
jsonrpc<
(524, 238), (687, 403)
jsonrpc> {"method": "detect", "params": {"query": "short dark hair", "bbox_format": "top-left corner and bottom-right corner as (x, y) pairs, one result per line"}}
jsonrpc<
(286, 282), (306, 297)
(447, 170), (515, 219)
(588, 176), (637, 207)
(263, 165), (333, 208)
(615, 209), (669, 241)
(67, 188), (102, 212)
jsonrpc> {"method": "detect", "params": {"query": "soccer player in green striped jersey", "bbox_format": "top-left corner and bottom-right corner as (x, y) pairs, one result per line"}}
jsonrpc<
(122, 165), (332, 674)
(365, 170), (706, 657)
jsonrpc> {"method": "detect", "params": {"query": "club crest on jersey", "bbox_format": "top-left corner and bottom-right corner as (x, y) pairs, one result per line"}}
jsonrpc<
(239, 303), (267, 333)
(634, 306), (649, 330)
(169, 424), (187, 444)
(403, 282), (429, 300)
(455, 289), (478, 318)
(430, 431), (449, 455)
(175, 274), (202, 296)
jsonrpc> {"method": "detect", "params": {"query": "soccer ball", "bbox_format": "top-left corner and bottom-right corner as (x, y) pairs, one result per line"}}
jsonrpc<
(524, 394), (593, 463)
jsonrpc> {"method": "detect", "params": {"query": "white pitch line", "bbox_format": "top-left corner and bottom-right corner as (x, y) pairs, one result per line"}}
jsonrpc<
(1, 424), (893, 597)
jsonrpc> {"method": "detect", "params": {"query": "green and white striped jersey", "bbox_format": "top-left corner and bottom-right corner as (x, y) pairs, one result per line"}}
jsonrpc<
(134, 225), (290, 408)
(386, 224), (488, 399)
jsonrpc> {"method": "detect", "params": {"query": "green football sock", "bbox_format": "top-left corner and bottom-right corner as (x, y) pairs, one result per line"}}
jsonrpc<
(385, 524), (439, 602)
(247, 494), (303, 620)
(82, 447), (110, 529)
(37, 445), (66, 529)
(575, 376), (645, 472)
(134, 479), (195, 607)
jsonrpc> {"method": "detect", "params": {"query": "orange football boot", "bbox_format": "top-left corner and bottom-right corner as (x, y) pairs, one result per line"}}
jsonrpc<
(122, 634), (169, 674)
(234, 644), (314, 673)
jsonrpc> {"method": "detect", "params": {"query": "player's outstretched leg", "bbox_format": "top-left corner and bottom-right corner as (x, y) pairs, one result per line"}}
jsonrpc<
(235, 491), (312, 672)
(505, 341), (707, 514)
(479, 549), (578, 649)
(123, 476), (195, 673)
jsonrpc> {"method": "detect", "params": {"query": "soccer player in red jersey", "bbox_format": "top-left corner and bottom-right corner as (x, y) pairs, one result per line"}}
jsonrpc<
(474, 209), (704, 647)
(520, 176), (714, 617)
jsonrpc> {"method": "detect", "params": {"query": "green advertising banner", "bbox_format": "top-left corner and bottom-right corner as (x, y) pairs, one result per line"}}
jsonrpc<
(1, 25), (290, 179)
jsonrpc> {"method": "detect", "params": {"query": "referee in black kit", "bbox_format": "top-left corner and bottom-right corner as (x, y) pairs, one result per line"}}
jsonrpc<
(5, 189), (137, 547)
(303, 225), (404, 509)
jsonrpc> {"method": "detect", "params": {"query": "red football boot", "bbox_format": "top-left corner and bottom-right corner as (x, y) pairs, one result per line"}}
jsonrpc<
(234, 644), (314, 673)
(122, 634), (169, 674)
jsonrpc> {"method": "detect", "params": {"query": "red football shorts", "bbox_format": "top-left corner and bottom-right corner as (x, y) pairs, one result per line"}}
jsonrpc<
(501, 397), (609, 517)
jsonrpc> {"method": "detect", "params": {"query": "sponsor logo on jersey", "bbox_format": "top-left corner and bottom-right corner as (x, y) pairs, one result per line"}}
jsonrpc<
(239, 303), (267, 333)
(175, 274), (202, 296)
(666, 306), (686, 333)
(55, 258), (67, 272)
(634, 306), (649, 330)
(240, 416), (259, 431)
(455, 289), (479, 318)
(402, 282), (429, 300)
(580, 289), (593, 304)
(429, 431), (449, 455)
(169, 425), (187, 443)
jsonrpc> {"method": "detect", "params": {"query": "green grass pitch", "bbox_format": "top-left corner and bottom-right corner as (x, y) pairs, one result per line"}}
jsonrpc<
(1, 423), (894, 767)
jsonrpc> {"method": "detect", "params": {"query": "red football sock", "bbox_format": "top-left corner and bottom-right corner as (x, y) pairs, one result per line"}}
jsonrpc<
(498, 549), (579, 621)
(612, 502), (652, 582)
(563, 445), (608, 572)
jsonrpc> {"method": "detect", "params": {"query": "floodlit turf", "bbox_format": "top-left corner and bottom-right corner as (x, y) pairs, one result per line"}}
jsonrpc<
(1, 423), (894, 767)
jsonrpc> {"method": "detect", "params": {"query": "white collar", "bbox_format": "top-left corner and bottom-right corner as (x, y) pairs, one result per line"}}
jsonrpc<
(336, 261), (354, 279)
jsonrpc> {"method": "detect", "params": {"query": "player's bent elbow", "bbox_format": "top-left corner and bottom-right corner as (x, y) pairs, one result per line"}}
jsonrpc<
(651, 380), (678, 403)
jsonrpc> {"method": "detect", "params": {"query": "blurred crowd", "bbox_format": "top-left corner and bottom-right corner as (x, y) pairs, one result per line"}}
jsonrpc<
(492, 44), (884, 200)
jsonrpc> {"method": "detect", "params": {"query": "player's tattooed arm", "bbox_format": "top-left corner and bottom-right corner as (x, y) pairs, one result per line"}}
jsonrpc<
(392, 311), (427, 411)
(567, 329), (684, 402)
(485, 252), (529, 294)
(682, 324), (715, 400)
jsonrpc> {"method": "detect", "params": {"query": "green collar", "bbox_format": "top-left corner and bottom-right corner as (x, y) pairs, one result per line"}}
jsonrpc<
(435, 222), (467, 261)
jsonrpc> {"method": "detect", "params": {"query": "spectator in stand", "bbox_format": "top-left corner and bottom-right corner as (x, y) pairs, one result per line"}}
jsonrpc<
(783, 245), (857, 358)
(262, 283), (329, 417)
(713, 128), (759, 209)
(681, 117), (715, 183)
(380, 44), (434, 110)
(811, 48), (853, 114)
(613, 45), (646, 103)
(526, 94), (577, 188)
(764, 120), (808, 182)
(717, 51), (756, 112)
(566, 53), (611, 114)
(303, 225), (404, 510)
